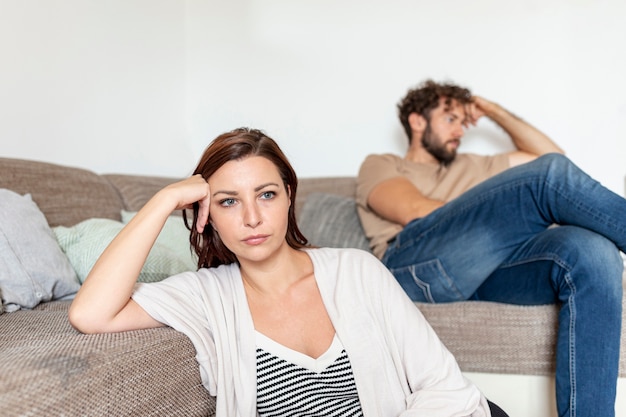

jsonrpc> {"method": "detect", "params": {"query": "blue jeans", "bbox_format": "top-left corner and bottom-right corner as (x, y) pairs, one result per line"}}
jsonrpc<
(382, 154), (625, 417)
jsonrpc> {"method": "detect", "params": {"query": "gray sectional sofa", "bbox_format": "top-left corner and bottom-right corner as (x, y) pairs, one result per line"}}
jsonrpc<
(1, 156), (624, 416)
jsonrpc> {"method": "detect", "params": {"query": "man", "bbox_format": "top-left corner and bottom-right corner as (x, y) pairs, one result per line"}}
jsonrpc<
(356, 79), (626, 417)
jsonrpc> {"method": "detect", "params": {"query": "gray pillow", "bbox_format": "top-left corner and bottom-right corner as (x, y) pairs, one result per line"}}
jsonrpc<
(298, 193), (371, 252)
(0, 189), (80, 312)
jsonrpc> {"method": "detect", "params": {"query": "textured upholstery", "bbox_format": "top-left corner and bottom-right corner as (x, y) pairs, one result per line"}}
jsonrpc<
(104, 174), (180, 213)
(0, 157), (624, 417)
(0, 158), (123, 227)
(298, 192), (371, 251)
(0, 301), (215, 416)
(419, 301), (559, 375)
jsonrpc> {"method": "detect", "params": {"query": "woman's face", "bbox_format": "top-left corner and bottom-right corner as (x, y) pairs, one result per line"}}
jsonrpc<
(208, 156), (291, 265)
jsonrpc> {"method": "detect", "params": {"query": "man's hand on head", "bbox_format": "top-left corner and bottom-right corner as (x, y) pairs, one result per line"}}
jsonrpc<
(463, 96), (499, 128)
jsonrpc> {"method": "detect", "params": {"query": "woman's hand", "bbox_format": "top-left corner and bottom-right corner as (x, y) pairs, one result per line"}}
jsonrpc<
(165, 175), (211, 233)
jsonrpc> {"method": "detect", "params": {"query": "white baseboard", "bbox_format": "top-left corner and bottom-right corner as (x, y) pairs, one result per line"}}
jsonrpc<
(464, 372), (626, 417)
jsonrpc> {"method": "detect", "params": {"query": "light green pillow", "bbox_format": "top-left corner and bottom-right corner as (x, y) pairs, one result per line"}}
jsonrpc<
(54, 217), (196, 284)
(121, 210), (198, 269)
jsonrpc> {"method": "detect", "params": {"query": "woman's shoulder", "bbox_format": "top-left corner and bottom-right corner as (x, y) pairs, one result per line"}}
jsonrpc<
(133, 262), (243, 316)
(306, 247), (396, 302)
(306, 246), (375, 258)
(305, 247), (385, 272)
(142, 262), (241, 292)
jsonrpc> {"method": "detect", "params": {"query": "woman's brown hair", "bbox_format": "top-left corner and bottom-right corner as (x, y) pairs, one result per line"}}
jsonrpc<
(184, 127), (308, 268)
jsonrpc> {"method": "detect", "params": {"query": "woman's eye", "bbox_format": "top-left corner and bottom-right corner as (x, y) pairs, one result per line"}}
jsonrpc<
(220, 198), (236, 207)
(260, 191), (275, 200)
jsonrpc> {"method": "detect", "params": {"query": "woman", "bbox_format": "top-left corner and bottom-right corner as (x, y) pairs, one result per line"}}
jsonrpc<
(69, 128), (503, 416)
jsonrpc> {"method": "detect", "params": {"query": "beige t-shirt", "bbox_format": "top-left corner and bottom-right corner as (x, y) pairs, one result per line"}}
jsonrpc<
(356, 153), (510, 258)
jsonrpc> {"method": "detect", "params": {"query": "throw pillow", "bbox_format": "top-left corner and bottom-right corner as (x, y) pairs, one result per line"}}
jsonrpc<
(298, 193), (371, 252)
(0, 189), (80, 312)
(120, 210), (197, 269)
(54, 218), (195, 284)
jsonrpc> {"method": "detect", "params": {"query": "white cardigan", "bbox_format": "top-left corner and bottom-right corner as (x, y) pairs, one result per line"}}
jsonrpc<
(133, 247), (490, 417)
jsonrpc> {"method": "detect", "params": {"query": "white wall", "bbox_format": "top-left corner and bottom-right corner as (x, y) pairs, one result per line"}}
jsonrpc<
(2, 0), (626, 193)
(0, 0), (192, 177)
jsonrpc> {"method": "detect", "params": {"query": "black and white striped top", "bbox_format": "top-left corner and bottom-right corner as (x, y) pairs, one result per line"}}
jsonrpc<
(256, 332), (363, 417)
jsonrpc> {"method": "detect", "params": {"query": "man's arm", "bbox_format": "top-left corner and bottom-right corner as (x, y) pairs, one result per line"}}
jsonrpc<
(466, 96), (565, 167)
(367, 176), (444, 226)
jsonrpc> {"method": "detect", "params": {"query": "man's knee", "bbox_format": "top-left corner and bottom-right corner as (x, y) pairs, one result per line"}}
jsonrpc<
(566, 228), (621, 269)
(533, 152), (574, 176)
(534, 152), (569, 166)
(555, 227), (623, 297)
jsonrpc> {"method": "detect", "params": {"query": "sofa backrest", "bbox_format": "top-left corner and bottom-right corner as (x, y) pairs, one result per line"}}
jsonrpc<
(104, 174), (181, 213)
(0, 157), (359, 227)
(296, 177), (356, 216)
(0, 157), (124, 227)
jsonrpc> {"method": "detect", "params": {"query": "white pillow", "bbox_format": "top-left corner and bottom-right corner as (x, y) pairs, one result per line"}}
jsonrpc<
(0, 189), (80, 312)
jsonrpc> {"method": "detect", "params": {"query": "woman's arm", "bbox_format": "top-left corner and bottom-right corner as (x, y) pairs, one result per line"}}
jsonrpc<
(68, 175), (211, 334)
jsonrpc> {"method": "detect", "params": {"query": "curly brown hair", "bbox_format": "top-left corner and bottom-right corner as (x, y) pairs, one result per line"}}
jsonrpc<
(397, 80), (473, 143)
(183, 127), (308, 268)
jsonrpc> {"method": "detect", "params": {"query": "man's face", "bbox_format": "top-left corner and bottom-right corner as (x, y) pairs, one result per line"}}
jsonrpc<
(420, 98), (466, 165)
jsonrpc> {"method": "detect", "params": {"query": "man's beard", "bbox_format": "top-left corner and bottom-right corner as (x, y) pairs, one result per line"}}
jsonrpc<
(421, 124), (457, 166)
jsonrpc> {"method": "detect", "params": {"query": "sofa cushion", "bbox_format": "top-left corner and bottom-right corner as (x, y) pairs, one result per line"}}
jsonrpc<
(53, 217), (196, 284)
(0, 189), (80, 312)
(0, 301), (216, 416)
(298, 193), (371, 252)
